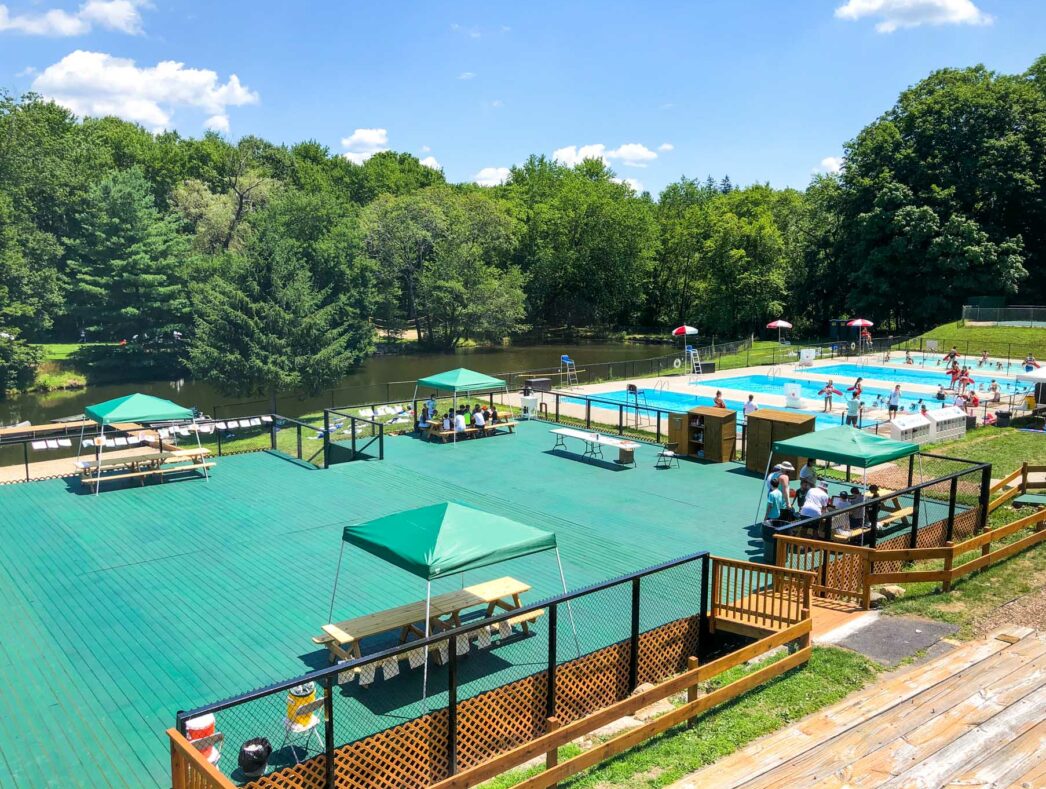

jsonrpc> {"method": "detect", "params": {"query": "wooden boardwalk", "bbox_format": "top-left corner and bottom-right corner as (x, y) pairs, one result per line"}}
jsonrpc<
(673, 628), (1045, 788)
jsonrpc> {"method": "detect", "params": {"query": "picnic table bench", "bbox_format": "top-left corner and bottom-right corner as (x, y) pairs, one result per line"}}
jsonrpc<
(313, 576), (541, 664)
(426, 421), (518, 443)
(77, 448), (213, 488)
(550, 427), (639, 467)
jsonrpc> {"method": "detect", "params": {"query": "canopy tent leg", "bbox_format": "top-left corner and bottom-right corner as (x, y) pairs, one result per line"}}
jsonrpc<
(556, 548), (581, 658)
(194, 414), (209, 481)
(93, 424), (105, 497)
(753, 451), (774, 524)
(422, 581), (432, 705)
(326, 541), (346, 625)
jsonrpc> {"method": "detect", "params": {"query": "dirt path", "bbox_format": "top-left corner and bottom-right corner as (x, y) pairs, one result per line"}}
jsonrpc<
(972, 583), (1046, 636)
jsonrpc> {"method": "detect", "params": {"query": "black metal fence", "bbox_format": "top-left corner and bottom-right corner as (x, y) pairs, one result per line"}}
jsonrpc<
(763, 454), (991, 560)
(962, 304), (1046, 327)
(175, 552), (711, 786)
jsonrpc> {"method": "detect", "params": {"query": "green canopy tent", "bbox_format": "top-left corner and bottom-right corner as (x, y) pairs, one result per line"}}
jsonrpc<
(328, 501), (578, 698)
(757, 425), (919, 537)
(413, 368), (511, 442)
(79, 393), (205, 494)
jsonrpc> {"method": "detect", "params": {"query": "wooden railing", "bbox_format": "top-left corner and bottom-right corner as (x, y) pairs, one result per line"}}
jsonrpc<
(430, 619), (813, 789)
(774, 536), (870, 607)
(168, 728), (235, 789)
(988, 462), (1046, 513)
(776, 507), (1046, 606)
(710, 556), (815, 638)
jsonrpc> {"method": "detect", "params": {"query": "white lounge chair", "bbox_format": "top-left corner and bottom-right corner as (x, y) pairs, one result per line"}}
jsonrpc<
(31, 440), (46, 450)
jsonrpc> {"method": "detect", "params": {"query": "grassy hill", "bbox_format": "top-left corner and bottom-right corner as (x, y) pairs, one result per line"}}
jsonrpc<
(901, 321), (1046, 361)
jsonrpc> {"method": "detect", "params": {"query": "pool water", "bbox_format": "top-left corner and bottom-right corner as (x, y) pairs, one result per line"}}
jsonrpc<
(810, 363), (1027, 392)
(708, 374), (936, 411)
(566, 389), (842, 429)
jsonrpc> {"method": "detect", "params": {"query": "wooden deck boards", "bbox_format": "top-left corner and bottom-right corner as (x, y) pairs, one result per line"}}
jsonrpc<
(673, 628), (1045, 788)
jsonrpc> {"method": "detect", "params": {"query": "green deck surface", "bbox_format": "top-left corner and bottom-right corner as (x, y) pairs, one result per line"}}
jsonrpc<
(0, 422), (945, 786)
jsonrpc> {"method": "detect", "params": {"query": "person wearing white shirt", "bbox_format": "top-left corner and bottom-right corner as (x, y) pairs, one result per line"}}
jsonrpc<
(743, 395), (758, 416)
(799, 458), (817, 486)
(799, 482), (830, 519)
(473, 410), (486, 429)
(453, 413), (466, 432)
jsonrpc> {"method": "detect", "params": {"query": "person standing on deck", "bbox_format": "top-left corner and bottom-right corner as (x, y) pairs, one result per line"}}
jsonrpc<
(888, 385), (901, 420)
(846, 392), (862, 426)
(743, 394), (758, 417)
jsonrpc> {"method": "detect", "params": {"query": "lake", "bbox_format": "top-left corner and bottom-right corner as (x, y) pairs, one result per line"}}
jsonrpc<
(1, 342), (672, 425)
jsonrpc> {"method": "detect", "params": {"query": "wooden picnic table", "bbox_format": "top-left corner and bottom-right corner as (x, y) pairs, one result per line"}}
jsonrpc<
(426, 421), (518, 443)
(550, 427), (639, 467)
(313, 576), (539, 663)
(77, 448), (213, 488)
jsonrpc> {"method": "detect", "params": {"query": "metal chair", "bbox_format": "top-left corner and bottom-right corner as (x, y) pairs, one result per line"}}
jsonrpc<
(655, 442), (680, 469)
(280, 697), (326, 764)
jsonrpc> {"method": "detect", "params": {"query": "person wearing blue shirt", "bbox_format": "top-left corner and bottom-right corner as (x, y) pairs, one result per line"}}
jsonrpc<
(765, 477), (786, 524)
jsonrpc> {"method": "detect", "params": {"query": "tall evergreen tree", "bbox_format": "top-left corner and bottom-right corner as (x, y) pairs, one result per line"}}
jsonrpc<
(66, 168), (191, 347)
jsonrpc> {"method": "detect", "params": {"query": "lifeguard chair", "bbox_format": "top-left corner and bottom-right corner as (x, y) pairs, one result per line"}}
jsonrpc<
(626, 383), (650, 427)
(686, 345), (704, 380)
(560, 355), (579, 388)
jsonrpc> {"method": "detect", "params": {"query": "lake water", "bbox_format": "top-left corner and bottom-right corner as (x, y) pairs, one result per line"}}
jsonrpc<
(1, 343), (670, 426)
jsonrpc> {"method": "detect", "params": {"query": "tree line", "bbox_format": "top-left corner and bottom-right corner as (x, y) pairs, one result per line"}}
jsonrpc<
(1, 54), (1044, 402)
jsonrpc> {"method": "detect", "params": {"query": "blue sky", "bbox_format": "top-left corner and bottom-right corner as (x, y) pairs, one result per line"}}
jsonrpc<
(2, 0), (1044, 194)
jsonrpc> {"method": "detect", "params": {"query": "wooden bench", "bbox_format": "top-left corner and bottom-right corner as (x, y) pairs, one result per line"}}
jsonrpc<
(428, 425), (479, 443)
(878, 506), (915, 527)
(313, 576), (539, 663)
(81, 461), (215, 488)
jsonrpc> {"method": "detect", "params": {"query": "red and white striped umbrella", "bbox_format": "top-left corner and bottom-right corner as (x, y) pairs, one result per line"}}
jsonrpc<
(766, 319), (792, 343)
(846, 318), (874, 327)
(671, 325), (698, 336)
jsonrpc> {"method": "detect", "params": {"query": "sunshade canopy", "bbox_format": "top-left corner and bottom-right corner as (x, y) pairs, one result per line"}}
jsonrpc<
(84, 393), (194, 425)
(766, 320), (792, 329)
(342, 502), (557, 581)
(416, 368), (507, 394)
(772, 425), (917, 468)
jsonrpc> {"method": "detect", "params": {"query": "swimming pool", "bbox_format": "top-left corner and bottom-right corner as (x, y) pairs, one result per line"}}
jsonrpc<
(803, 363), (1027, 392)
(707, 374), (932, 411)
(565, 389), (842, 429)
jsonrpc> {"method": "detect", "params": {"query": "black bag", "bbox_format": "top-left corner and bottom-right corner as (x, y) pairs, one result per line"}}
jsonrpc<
(238, 737), (272, 778)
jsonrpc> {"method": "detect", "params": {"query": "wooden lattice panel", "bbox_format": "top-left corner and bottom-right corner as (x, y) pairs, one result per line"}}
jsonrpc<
(455, 672), (547, 771)
(823, 551), (865, 598)
(246, 616), (700, 789)
(952, 508), (980, 540)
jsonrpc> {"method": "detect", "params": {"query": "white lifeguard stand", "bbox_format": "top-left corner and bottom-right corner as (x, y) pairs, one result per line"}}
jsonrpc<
(890, 413), (932, 446)
(797, 348), (816, 368)
(926, 405), (967, 442)
(559, 355), (579, 388)
(686, 345), (703, 380)
(783, 383), (804, 409)
(625, 383), (650, 427)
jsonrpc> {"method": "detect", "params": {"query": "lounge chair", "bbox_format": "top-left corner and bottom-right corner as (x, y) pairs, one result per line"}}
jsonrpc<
(31, 440), (46, 450)
(57, 438), (72, 448)
(359, 408), (375, 418)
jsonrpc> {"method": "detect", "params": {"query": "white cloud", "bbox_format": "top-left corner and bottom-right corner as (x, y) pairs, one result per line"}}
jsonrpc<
(553, 142), (659, 168)
(473, 166), (510, 187)
(658, 142), (674, 152)
(420, 145), (431, 153)
(834, 0), (991, 33)
(340, 128), (389, 164)
(613, 177), (644, 192)
(419, 155), (441, 170)
(450, 22), (481, 38)
(15, 65), (36, 77)
(204, 114), (229, 133)
(490, 99), (504, 108)
(0, 0), (147, 36)
(815, 156), (844, 174)
(32, 50), (258, 132)
(458, 71), (476, 80)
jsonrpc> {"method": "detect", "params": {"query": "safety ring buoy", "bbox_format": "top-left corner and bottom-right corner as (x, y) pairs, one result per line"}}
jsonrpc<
(673, 358), (682, 369)
(850, 342), (856, 351)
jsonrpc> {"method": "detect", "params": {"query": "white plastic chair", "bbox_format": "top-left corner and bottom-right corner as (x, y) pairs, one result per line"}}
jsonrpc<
(280, 697), (324, 764)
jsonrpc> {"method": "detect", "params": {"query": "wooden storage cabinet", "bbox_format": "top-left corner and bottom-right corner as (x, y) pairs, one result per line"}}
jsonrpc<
(745, 409), (816, 473)
(667, 406), (736, 462)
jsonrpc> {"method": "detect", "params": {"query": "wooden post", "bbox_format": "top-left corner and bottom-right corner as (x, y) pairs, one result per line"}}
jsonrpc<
(942, 541), (954, 592)
(861, 554), (872, 610)
(1022, 461), (1029, 494)
(545, 716), (561, 784)
(685, 656), (699, 729)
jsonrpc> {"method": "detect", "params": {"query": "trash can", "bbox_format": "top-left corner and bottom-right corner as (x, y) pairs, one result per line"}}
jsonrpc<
(995, 410), (1011, 427)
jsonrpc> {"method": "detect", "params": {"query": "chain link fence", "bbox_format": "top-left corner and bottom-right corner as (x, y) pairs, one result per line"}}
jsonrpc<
(962, 304), (1046, 327)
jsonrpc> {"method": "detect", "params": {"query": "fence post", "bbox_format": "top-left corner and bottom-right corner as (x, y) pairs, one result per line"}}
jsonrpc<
(23, 442), (29, 482)
(945, 476), (958, 541)
(447, 639), (458, 777)
(270, 417), (277, 450)
(351, 419), (357, 460)
(942, 542), (955, 592)
(656, 412), (661, 443)
(585, 401), (591, 429)
(296, 424), (302, 460)
(379, 424), (384, 461)
(869, 501), (880, 548)
(685, 655), (700, 729)
(628, 577), (640, 692)
(216, 429), (223, 457)
(908, 488), (922, 548)
(546, 602), (557, 719)
(699, 555), (711, 648)
(323, 675), (335, 789)
(907, 454), (915, 487)
(618, 404), (624, 436)
(555, 393), (560, 423)
(322, 410), (330, 469)
(977, 464), (992, 533)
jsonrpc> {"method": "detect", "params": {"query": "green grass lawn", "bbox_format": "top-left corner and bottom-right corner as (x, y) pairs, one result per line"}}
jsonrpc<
(900, 321), (1046, 360)
(923, 425), (1045, 477)
(482, 646), (877, 789)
